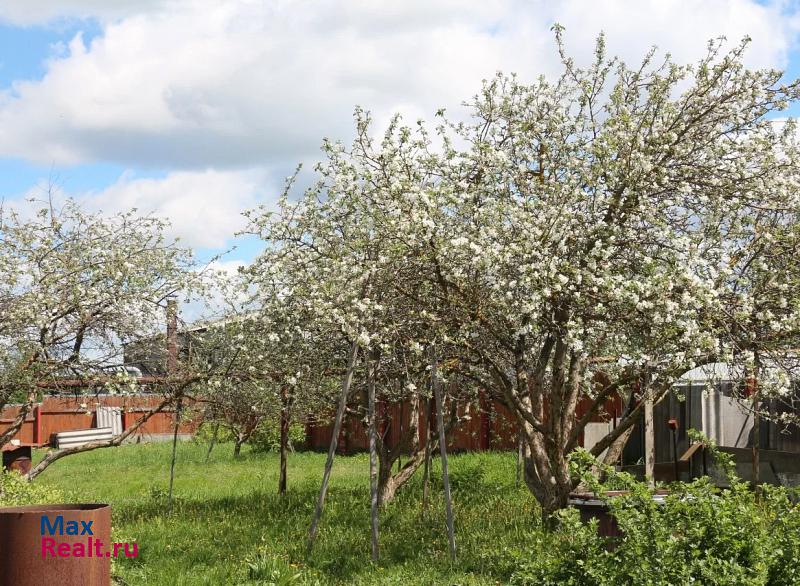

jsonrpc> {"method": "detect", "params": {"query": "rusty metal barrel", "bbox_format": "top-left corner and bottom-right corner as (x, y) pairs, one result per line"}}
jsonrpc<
(0, 503), (111, 586)
(569, 490), (669, 540)
(1, 446), (32, 475)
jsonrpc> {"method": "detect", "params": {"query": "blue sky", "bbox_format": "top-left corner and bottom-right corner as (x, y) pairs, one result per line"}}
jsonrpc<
(1, 0), (799, 268)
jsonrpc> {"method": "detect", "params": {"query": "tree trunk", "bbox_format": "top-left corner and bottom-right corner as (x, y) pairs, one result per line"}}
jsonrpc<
(382, 447), (431, 503)
(367, 351), (379, 561)
(233, 435), (244, 458)
(499, 346), (678, 518)
(520, 420), (575, 525)
(377, 463), (396, 505)
(431, 355), (456, 560)
(375, 393), (422, 506)
(167, 398), (182, 515)
(205, 422), (220, 463)
(522, 452), (572, 523)
(644, 390), (655, 487)
(279, 386), (291, 496)
(601, 426), (634, 467)
(376, 391), (461, 507)
(422, 397), (432, 512)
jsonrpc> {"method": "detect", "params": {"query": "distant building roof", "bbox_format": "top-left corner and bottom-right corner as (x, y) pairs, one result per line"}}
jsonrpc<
(679, 363), (737, 382)
(679, 358), (800, 383)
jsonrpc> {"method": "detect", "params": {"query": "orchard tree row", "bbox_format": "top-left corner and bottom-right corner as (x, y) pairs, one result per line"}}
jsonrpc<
(2, 33), (799, 527)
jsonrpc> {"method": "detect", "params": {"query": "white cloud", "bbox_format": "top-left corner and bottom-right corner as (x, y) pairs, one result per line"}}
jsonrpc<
(0, 0), (796, 171)
(0, 0), (167, 26)
(79, 168), (266, 248)
(12, 167), (266, 249)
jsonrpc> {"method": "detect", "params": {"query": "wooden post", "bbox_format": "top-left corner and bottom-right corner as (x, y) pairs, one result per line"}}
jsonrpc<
(671, 427), (679, 482)
(431, 354), (456, 561)
(702, 444), (708, 476)
(367, 351), (379, 561)
(752, 404), (760, 486)
(34, 405), (41, 446)
(307, 341), (359, 555)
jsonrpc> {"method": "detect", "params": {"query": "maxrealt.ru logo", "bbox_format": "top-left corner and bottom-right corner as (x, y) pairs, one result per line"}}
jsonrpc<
(40, 515), (138, 558)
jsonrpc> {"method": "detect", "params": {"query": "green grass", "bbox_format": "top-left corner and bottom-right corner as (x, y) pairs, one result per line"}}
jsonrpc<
(34, 442), (541, 585)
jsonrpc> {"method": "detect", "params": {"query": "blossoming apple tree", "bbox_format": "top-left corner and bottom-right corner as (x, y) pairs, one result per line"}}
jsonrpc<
(417, 33), (800, 516)
(0, 197), (208, 476)
(247, 32), (800, 522)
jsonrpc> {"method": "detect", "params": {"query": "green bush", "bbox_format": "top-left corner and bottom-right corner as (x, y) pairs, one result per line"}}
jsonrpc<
(248, 423), (306, 453)
(508, 507), (610, 585)
(0, 470), (65, 506)
(511, 450), (800, 586)
(193, 421), (306, 454)
(192, 421), (236, 444)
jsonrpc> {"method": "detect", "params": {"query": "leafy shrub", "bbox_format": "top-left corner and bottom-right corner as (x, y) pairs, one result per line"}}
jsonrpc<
(248, 423), (305, 453)
(0, 470), (65, 506)
(147, 484), (169, 505)
(511, 449), (800, 586)
(447, 460), (486, 493)
(192, 422), (236, 444)
(508, 507), (610, 585)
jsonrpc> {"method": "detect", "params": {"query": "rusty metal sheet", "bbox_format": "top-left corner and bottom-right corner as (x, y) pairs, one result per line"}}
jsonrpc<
(0, 503), (111, 586)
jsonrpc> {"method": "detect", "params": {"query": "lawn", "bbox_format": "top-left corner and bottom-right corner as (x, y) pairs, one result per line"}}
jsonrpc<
(34, 442), (540, 585)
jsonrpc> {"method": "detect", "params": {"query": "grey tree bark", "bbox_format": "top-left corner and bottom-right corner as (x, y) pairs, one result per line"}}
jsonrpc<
(431, 354), (456, 561)
(167, 398), (182, 515)
(367, 351), (379, 560)
(279, 385), (292, 496)
(307, 340), (359, 555)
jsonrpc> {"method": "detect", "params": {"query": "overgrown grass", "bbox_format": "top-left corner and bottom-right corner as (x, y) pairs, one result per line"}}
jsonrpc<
(34, 442), (539, 585)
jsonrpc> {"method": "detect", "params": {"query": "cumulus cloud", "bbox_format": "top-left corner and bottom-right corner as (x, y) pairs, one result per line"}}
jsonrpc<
(77, 168), (267, 248)
(0, 0), (796, 171)
(15, 166), (267, 249)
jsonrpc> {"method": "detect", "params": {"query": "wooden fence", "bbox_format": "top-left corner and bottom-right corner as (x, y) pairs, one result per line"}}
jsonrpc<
(3, 391), (623, 455)
(0, 394), (198, 449)
(305, 392), (623, 454)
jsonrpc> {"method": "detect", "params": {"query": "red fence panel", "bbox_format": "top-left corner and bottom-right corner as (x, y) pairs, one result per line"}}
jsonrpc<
(1, 394), (199, 450)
